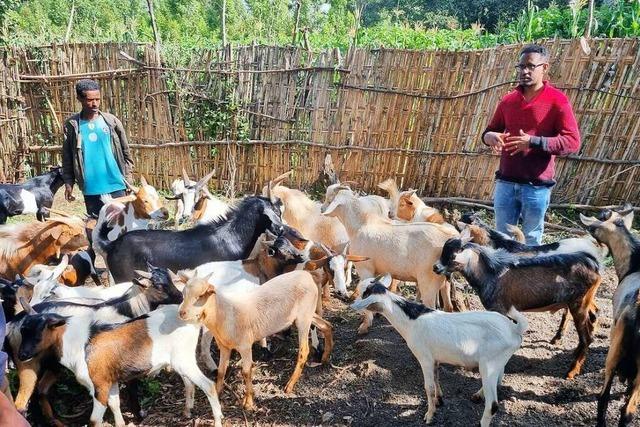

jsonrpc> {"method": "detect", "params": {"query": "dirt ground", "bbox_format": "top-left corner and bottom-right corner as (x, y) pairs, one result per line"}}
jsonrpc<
(14, 190), (631, 427)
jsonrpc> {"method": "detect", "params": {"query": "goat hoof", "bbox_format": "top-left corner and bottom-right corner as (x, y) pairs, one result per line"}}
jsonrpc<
(565, 371), (578, 380)
(357, 325), (370, 335)
(183, 409), (192, 418)
(423, 412), (435, 424)
(436, 396), (444, 407)
(470, 393), (483, 404)
(242, 400), (256, 411)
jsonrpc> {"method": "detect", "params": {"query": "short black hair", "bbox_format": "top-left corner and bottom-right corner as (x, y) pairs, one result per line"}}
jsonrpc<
(519, 44), (549, 61)
(75, 79), (100, 98)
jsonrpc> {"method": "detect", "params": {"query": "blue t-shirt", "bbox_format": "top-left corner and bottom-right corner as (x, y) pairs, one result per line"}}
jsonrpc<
(80, 116), (126, 196)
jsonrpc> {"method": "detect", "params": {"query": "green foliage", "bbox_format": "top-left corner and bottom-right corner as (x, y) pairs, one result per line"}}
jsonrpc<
(2, 0), (639, 50)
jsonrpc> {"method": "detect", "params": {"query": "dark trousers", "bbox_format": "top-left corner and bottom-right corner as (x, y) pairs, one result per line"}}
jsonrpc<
(84, 189), (126, 218)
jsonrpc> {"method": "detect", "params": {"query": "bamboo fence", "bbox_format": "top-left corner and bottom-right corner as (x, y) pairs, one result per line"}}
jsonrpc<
(2, 38), (639, 205)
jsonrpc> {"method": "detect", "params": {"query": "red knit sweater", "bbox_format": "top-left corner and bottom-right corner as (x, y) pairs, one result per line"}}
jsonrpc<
(483, 81), (581, 185)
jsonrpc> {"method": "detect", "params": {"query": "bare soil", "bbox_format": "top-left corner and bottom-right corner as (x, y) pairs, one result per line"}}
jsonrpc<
(18, 190), (629, 427)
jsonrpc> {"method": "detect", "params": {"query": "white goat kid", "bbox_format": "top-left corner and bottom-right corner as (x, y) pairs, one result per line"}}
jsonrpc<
(351, 274), (527, 427)
(168, 169), (228, 227)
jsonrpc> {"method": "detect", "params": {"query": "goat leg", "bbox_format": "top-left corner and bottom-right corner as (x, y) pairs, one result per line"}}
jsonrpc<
(285, 319), (312, 394)
(36, 369), (64, 427)
(550, 308), (571, 345)
(565, 306), (593, 379)
(238, 346), (256, 410)
(124, 379), (146, 421)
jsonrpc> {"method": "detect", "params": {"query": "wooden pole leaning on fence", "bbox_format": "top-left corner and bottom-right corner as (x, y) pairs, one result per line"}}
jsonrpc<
(146, 0), (162, 65)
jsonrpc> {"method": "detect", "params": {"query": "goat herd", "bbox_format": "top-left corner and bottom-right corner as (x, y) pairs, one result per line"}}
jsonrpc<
(0, 168), (639, 427)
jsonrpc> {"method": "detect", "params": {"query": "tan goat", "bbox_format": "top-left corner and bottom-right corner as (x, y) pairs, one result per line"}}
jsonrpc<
(178, 270), (333, 410)
(378, 178), (446, 224)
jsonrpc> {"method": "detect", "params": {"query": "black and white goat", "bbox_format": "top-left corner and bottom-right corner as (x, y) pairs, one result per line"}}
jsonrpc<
(97, 194), (285, 282)
(581, 207), (640, 426)
(0, 167), (64, 224)
(433, 228), (602, 379)
(351, 274), (527, 427)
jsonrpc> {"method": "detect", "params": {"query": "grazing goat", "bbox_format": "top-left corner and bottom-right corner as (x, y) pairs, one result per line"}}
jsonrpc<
(351, 274), (527, 427)
(322, 189), (459, 334)
(263, 171), (349, 251)
(456, 220), (605, 344)
(378, 178), (445, 224)
(0, 167), (64, 224)
(97, 194), (285, 282)
(167, 169), (228, 227)
(6, 265), (182, 424)
(0, 216), (89, 279)
(179, 270), (334, 410)
(580, 207), (640, 426)
(17, 303), (223, 427)
(433, 227), (602, 378)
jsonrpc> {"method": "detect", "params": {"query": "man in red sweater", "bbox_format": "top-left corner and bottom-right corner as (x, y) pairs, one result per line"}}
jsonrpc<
(482, 44), (581, 244)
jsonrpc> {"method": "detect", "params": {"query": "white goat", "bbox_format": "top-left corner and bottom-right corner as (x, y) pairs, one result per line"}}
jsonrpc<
(167, 169), (228, 227)
(351, 274), (527, 427)
(322, 189), (459, 333)
(17, 304), (223, 427)
(323, 182), (391, 218)
(178, 270), (333, 410)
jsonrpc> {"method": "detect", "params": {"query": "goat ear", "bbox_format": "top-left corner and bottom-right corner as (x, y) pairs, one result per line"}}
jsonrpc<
(201, 283), (216, 298)
(166, 269), (180, 284)
(304, 257), (329, 271)
(378, 273), (393, 289)
(134, 270), (153, 280)
(346, 254), (369, 262)
(51, 255), (69, 279)
(579, 213), (600, 227)
(321, 197), (342, 216)
(460, 227), (473, 244)
(19, 297), (36, 315)
(46, 316), (66, 328)
(133, 278), (151, 289)
(178, 269), (194, 283)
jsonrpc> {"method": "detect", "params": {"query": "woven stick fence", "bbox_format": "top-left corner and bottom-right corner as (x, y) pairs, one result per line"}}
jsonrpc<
(3, 38), (640, 205)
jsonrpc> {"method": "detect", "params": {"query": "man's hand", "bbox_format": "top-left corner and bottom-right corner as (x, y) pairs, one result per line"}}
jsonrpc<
(504, 129), (532, 156)
(64, 184), (76, 202)
(483, 131), (510, 154)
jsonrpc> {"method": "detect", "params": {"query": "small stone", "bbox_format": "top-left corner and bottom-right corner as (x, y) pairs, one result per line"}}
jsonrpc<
(322, 411), (334, 423)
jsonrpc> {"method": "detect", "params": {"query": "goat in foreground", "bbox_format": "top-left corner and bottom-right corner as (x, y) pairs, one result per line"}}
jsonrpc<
(433, 227), (602, 378)
(178, 270), (333, 410)
(17, 303), (223, 427)
(581, 207), (640, 426)
(351, 274), (526, 427)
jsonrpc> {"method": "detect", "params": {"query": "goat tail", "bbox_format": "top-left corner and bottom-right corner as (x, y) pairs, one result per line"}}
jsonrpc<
(377, 178), (399, 199)
(95, 218), (114, 254)
(506, 224), (525, 243)
(507, 307), (528, 337)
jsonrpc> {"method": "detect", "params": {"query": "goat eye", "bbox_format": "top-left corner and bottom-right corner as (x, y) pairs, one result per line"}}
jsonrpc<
(267, 248), (276, 256)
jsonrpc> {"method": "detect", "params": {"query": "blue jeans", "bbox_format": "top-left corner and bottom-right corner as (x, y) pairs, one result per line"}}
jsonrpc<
(493, 179), (551, 245)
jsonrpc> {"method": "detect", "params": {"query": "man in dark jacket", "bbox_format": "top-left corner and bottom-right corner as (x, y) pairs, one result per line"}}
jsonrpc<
(62, 79), (134, 217)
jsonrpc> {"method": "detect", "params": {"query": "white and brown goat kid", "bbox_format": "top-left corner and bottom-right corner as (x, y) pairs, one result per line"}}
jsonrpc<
(581, 207), (640, 426)
(433, 227), (602, 379)
(17, 303), (223, 427)
(351, 274), (527, 427)
(91, 176), (168, 266)
(179, 270), (334, 410)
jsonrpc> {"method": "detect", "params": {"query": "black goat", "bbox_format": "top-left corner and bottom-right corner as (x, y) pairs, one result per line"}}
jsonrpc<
(99, 195), (285, 282)
(0, 167), (64, 224)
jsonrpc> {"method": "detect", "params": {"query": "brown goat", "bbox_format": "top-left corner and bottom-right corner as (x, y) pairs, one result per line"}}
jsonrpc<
(0, 217), (89, 279)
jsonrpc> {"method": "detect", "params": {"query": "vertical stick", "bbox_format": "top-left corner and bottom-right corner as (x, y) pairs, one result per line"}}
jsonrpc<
(292, 0), (301, 46)
(64, 1), (76, 42)
(146, 0), (162, 65)
(585, 0), (595, 38)
(221, 0), (227, 47)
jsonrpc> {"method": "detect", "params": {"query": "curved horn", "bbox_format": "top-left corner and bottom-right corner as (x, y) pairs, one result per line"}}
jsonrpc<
(164, 194), (182, 200)
(124, 179), (139, 193)
(196, 169), (216, 190)
(182, 168), (191, 184)
(271, 170), (293, 188)
(140, 175), (149, 187)
(320, 243), (334, 257)
(20, 297), (36, 315)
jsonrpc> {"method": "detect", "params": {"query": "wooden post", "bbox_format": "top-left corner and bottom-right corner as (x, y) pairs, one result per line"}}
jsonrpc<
(292, 0), (301, 46)
(221, 0), (227, 47)
(64, 1), (76, 42)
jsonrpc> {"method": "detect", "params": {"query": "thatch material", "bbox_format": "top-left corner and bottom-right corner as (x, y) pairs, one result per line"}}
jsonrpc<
(3, 39), (640, 205)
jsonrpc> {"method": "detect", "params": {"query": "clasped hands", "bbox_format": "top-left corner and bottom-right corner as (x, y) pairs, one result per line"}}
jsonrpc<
(484, 129), (532, 155)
